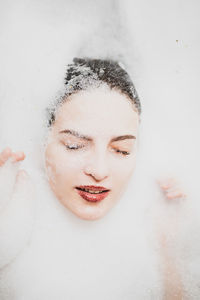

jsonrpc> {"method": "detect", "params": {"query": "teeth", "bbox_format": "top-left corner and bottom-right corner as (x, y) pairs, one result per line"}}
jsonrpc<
(85, 189), (104, 194)
(77, 187), (108, 194)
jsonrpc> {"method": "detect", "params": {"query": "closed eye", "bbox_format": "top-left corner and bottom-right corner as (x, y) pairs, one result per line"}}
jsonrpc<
(65, 144), (85, 150)
(114, 149), (130, 156)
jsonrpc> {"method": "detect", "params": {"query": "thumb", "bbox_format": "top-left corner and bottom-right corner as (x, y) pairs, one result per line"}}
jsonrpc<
(13, 169), (33, 196)
(15, 169), (29, 183)
(0, 159), (19, 212)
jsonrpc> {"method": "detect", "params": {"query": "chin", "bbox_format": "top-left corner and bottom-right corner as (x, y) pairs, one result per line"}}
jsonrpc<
(73, 207), (108, 221)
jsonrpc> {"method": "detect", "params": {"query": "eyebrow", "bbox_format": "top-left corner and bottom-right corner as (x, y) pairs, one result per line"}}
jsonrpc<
(59, 129), (136, 142)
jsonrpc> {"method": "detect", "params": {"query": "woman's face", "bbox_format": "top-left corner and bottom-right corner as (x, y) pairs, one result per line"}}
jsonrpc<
(45, 86), (139, 220)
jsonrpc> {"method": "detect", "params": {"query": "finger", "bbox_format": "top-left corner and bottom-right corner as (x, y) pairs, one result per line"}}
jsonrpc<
(0, 158), (19, 212)
(11, 151), (26, 163)
(165, 190), (187, 200)
(12, 169), (35, 205)
(13, 169), (33, 200)
(15, 169), (28, 184)
(0, 147), (13, 166)
(157, 178), (177, 190)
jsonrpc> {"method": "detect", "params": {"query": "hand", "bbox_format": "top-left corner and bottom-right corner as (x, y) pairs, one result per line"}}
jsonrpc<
(0, 147), (27, 213)
(155, 176), (187, 234)
(0, 147), (25, 165)
(157, 177), (187, 202)
(0, 147), (35, 269)
(156, 177), (186, 299)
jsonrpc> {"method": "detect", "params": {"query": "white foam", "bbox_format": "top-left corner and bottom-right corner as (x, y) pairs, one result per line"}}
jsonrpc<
(0, 0), (200, 299)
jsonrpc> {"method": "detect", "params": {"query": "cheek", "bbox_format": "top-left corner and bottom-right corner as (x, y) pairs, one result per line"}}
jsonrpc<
(45, 145), (85, 183)
(111, 157), (136, 187)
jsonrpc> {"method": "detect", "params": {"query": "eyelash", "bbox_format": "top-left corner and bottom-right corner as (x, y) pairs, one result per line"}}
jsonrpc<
(114, 149), (130, 156)
(65, 145), (84, 150)
(65, 145), (130, 156)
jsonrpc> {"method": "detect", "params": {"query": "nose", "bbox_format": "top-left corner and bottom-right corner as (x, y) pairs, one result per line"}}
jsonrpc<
(83, 150), (109, 182)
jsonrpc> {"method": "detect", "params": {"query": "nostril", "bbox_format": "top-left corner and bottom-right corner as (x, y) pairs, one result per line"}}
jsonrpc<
(84, 166), (93, 176)
(84, 156), (109, 181)
(84, 168), (108, 182)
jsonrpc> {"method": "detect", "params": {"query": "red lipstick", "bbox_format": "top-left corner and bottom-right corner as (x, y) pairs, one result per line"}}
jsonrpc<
(75, 185), (110, 202)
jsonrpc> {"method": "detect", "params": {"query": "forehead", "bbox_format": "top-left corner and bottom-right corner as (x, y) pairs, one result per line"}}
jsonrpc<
(54, 87), (139, 136)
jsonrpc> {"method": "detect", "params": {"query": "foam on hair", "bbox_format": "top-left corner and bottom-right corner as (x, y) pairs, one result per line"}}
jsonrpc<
(47, 57), (141, 127)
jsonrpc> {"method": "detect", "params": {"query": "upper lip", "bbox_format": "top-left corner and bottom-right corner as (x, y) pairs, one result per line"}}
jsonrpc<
(75, 185), (110, 192)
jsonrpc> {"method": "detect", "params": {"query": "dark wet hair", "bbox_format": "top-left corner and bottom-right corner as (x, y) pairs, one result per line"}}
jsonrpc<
(48, 57), (141, 126)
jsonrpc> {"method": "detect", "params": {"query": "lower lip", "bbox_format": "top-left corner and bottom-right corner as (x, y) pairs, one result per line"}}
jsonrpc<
(76, 189), (110, 202)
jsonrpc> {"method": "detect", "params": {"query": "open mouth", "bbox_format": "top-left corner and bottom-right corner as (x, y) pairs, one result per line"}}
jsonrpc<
(75, 186), (110, 202)
(76, 187), (109, 194)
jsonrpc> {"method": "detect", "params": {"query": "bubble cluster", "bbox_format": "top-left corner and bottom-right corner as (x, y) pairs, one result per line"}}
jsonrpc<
(47, 57), (141, 127)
